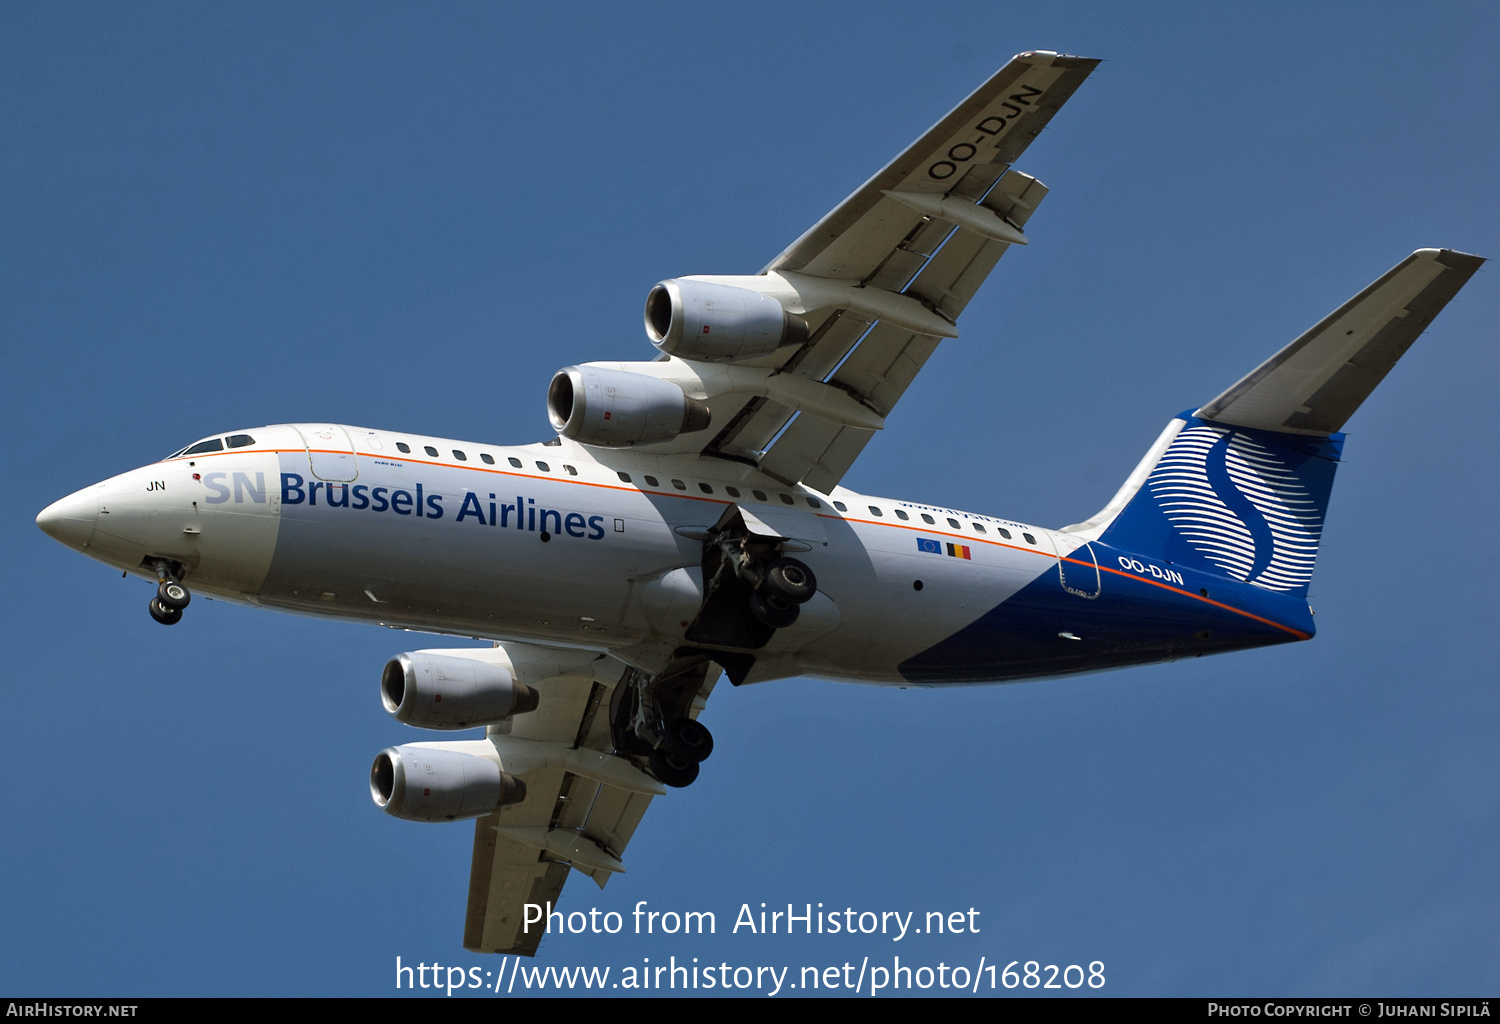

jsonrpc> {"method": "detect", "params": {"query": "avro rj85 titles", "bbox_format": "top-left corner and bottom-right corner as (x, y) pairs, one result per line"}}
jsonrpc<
(36, 50), (1483, 956)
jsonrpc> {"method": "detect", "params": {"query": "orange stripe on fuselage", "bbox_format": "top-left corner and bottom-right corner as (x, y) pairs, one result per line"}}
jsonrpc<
(169, 445), (1310, 639)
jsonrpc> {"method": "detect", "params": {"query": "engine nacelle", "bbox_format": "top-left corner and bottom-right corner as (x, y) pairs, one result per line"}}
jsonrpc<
(645, 278), (808, 362)
(381, 650), (540, 730)
(547, 364), (710, 447)
(369, 743), (527, 822)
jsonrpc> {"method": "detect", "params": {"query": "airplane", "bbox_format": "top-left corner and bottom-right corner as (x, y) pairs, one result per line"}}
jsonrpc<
(34, 50), (1484, 958)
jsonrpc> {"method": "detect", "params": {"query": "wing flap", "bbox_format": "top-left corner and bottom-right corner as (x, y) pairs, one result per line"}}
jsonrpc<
(697, 56), (1093, 489)
(752, 170), (1054, 491)
(461, 658), (721, 955)
(462, 666), (630, 956)
(464, 809), (571, 956)
(802, 427), (880, 496)
(577, 787), (654, 888)
(768, 52), (1097, 278)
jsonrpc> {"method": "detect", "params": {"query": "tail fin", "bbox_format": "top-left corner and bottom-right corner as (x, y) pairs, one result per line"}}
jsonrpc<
(1078, 414), (1341, 596)
(1066, 248), (1484, 596)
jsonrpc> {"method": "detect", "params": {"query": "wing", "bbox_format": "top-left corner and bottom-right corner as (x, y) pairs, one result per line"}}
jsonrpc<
(462, 658), (718, 956)
(699, 50), (1099, 491)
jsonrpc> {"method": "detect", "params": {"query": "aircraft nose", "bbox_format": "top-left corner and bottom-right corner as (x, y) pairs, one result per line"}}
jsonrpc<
(36, 486), (99, 550)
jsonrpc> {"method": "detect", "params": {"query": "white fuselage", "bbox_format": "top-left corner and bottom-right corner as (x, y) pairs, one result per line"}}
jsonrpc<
(44, 422), (1076, 684)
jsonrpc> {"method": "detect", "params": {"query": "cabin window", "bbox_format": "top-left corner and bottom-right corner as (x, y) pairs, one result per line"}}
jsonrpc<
(725, 486), (741, 498)
(671, 479), (686, 490)
(617, 472), (632, 483)
(698, 482), (713, 494)
(565, 465), (578, 476)
(424, 446), (438, 457)
(833, 501), (848, 512)
(225, 434), (255, 449)
(480, 453), (494, 465)
(920, 514), (935, 525)
(806, 497), (821, 509)
(536, 462), (550, 472)
(947, 518), (960, 529)
(973, 523), (986, 534)
(508, 457), (522, 468)
(868, 506), (884, 517)
(780, 493), (794, 505)
(644, 476), (659, 487)
(753, 490), (768, 501)
(894, 509), (909, 521)
(452, 450), (467, 461)
(998, 528), (1012, 539)
(1023, 533), (1037, 545)
(396, 442), (411, 453)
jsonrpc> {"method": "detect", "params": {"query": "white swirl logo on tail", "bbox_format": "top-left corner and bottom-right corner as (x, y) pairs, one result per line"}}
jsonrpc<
(1146, 426), (1323, 591)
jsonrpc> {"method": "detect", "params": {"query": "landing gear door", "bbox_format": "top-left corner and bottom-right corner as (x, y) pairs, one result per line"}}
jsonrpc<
(292, 424), (359, 482)
(734, 505), (828, 549)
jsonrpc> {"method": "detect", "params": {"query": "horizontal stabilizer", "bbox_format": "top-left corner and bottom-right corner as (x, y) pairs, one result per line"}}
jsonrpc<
(1198, 249), (1484, 435)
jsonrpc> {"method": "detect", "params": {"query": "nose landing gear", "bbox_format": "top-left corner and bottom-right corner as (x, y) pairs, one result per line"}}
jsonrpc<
(148, 565), (191, 626)
(157, 580), (191, 610)
(149, 598), (183, 626)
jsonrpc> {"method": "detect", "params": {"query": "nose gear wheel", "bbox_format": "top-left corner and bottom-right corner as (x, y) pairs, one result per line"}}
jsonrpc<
(149, 598), (183, 626)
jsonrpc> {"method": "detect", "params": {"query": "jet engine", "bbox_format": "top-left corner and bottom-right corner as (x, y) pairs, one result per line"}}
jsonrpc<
(369, 742), (526, 822)
(381, 650), (540, 730)
(645, 278), (808, 361)
(547, 364), (710, 447)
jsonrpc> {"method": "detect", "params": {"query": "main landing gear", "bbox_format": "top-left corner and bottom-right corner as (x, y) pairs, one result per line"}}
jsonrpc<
(648, 748), (701, 788)
(614, 527), (821, 788)
(148, 565), (191, 626)
(647, 714), (716, 787)
(611, 659), (718, 789)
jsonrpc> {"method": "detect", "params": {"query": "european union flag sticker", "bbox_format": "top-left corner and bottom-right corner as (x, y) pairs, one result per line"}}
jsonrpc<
(916, 538), (941, 554)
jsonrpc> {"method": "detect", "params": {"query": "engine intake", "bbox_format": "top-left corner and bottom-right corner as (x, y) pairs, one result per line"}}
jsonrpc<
(381, 651), (539, 730)
(645, 279), (808, 362)
(369, 744), (526, 822)
(548, 364), (710, 447)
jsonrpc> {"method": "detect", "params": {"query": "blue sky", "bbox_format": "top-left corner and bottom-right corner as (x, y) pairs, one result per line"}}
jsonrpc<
(5, 1), (1497, 997)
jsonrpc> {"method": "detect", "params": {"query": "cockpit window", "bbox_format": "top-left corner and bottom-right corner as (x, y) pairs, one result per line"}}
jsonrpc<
(165, 436), (225, 460)
(225, 434), (255, 449)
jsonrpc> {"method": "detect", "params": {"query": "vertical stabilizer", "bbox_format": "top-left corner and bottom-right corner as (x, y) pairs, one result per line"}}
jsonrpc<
(1065, 248), (1482, 596)
(1090, 414), (1341, 596)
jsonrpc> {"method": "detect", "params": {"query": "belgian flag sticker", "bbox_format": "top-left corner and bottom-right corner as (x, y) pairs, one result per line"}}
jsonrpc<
(917, 538), (971, 560)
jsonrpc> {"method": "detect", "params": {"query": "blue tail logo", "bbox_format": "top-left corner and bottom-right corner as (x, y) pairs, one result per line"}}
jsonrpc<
(1100, 414), (1342, 595)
